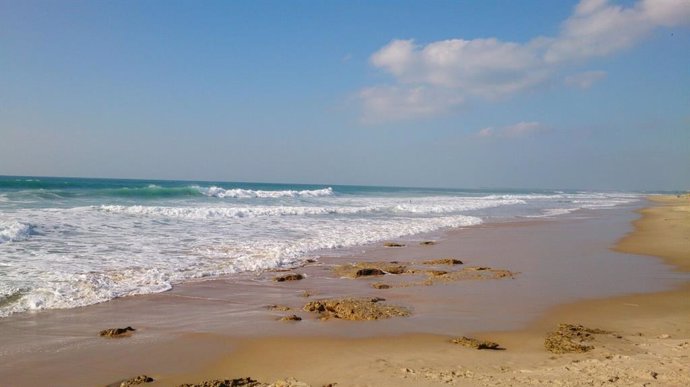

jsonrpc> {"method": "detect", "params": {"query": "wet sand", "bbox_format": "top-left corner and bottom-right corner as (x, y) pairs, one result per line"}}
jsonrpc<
(0, 197), (688, 386)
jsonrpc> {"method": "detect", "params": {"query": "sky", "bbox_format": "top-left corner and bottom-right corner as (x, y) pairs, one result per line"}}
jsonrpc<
(1, 0), (689, 191)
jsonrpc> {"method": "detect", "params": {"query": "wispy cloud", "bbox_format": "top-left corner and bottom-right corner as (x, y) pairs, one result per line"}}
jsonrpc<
(476, 122), (548, 139)
(360, 0), (690, 122)
(564, 70), (607, 89)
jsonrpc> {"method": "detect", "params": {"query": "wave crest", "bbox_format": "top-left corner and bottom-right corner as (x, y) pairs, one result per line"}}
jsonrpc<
(197, 186), (334, 198)
(0, 221), (34, 243)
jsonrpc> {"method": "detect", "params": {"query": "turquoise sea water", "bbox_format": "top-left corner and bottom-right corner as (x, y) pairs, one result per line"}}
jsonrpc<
(0, 175), (641, 317)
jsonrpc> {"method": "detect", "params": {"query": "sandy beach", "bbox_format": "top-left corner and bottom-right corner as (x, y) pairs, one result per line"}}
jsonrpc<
(0, 196), (688, 386)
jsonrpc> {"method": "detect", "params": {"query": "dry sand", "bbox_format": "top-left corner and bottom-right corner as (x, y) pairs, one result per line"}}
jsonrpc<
(157, 196), (690, 387)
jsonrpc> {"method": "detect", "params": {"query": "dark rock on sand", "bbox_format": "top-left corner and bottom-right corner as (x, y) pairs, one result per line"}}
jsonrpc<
(279, 314), (302, 322)
(419, 241), (436, 246)
(178, 378), (262, 387)
(371, 283), (391, 289)
(333, 262), (407, 278)
(383, 242), (405, 247)
(273, 274), (304, 282)
(119, 375), (154, 386)
(100, 326), (135, 337)
(422, 258), (463, 265)
(451, 336), (502, 350)
(355, 268), (385, 277)
(544, 323), (610, 354)
(303, 297), (410, 321)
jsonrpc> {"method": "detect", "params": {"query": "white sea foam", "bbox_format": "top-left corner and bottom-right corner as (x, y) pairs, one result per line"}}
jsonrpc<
(197, 186), (334, 198)
(96, 197), (524, 219)
(525, 208), (578, 218)
(0, 221), (33, 243)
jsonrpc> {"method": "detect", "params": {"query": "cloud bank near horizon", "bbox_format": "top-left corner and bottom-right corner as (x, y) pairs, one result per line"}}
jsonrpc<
(360, 0), (690, 123)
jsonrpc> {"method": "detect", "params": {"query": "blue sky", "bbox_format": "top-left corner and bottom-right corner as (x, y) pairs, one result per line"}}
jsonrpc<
(1, 0), (688, 190)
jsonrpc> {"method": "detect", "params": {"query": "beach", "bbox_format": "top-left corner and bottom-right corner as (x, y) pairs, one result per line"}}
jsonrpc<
(0, 195), (687, 386)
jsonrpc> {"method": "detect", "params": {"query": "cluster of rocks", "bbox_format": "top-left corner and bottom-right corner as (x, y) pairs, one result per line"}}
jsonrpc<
(331, 259), (516, 289)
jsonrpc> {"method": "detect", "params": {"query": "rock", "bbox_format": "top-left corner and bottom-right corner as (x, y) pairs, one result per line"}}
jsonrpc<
(279, 314), (302, 322)
(120, 375), (154, 386)
(333, 262), (407, 278)
(355, 268), (385, 277)
(178, 377), (263, 387)
(371, 283), (391, 289)
(273, 274), (304, 282)
(544, 323), (610, 354)
(303, 297), (410, 321)
(422, 258), (463, 265)
(99, 326), (136, 338)
(451, 336), (502, 350)
(419, 241), (436, 246)
(266, 304), (291, 311)
(300, 290), (313, 297)
(383, 242), (405, 247)
(657, 334), (671, 339)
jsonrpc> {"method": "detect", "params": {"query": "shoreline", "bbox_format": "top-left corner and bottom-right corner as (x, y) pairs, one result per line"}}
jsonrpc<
(0, 197), (687, 386)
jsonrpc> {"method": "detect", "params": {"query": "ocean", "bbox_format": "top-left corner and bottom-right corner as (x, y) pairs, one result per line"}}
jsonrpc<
(0, 175), (641, 318)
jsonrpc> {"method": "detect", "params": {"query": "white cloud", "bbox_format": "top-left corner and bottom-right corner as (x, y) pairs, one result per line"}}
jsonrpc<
(476, 122), (548, 139)
(477, 127), (495, 137)
(361, 0), (690, 122)
(359, 86), (464, 123)
(564, 70), (607, 89)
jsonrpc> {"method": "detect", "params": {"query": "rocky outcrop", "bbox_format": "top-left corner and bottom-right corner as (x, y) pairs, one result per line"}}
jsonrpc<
(178, 378), (262, 387)
(303, 297), (410, 320)
(333, 262), (407, 278)
(383, 242), (405, 247)
(451, 336), (501, 350)
(279, 314), (302, 322)
(422, 258), (463, 265)
(273, 274), (304, 282)
(99, 326), (135, 337)
(178, 377), (310, 387)
(119, 375), (154, 386)
(266, 304), (291, 311)
(544, 323), (610, 354)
